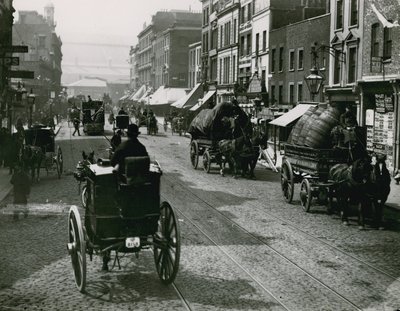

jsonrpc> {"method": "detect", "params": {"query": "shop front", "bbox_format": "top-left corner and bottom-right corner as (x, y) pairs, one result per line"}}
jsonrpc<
(359, 80), (400, 174)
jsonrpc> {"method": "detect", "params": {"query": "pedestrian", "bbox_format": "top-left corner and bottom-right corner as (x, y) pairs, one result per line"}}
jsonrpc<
(118, 107), (127, 115)
(72, 117), (81, 136)
(10, 163), (31, 205)
(87, 95), (93, 102)
(110, 129), (122, 151)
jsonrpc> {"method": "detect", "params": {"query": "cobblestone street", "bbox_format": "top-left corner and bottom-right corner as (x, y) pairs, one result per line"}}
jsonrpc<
(0, 122), (400, 310)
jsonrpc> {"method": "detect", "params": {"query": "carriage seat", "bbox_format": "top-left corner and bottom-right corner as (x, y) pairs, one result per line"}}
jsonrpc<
(119, 156), (151, 187)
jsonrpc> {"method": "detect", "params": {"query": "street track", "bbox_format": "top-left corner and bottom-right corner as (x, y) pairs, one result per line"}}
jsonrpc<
(151, 142), (399, 310)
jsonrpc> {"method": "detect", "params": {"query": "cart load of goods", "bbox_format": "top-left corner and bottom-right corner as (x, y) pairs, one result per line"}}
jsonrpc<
(188, 102), (249, 140)
(287, 103), (341, 149)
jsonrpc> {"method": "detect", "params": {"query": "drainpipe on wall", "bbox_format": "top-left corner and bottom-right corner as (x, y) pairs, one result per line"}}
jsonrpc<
(391, 79), (400, 174)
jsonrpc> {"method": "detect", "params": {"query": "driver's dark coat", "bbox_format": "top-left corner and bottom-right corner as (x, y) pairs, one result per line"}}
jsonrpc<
(110, 137), (148, 173)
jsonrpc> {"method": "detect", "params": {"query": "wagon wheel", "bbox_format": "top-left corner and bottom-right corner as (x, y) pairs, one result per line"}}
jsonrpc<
(300, 179), (312, 212)
(67, 206), (86, 293)
(56, 146), (63, 179)
(190, 141), (199, 169)
(154, 202), (180, 284)
(203, 151), (211, 173)
(281, 160), (294, 203)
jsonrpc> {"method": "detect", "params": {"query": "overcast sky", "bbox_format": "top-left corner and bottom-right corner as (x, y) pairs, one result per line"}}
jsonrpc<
(13, 0), (202, 44)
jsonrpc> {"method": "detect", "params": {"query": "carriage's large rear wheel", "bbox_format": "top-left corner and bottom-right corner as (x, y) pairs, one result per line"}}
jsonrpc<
(203, 151), (211, 173)
(190, 141), (199, 169)
(281, 160), (294, 203)
(300, 178), (312, 212)
(154, 202), (180, 284)
(67, 206), (86, 293)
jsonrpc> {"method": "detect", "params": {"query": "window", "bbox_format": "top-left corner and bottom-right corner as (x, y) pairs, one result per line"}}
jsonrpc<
(279, 47), (284, 71)
(348, 47), (357, 83)
(233, 19), (237, 43)
(262, 31), (267, 51)
(333, 49), (341, 84)
(271, 85), (276, 104)
(261, 70), (266, 85)
(241, 6), (245, 23)
(289, 50), (295, 71)
(223, 57), (230, 84)
(271, 48), (276, 73)
(247, 34), (251, 55)
(336, 0), (343, 29)
(256, 33), (259, 53)
(247, 3), (252, 21)
(297, 83), (303, 102)
(350, 0), (358, 26)
(298, 49), (304, 70)
(39, 35), (46, 48)
(278, 85), (283, 104)
(371, 23), (380, 58)
(289, 83), (294, 104)
(224, 22), (231, 46)
(211, 28), (218, 49)
(211, 57), (217, 81)
(232, 55), (236, 82)
(219, 58), (223, 84)
(383, 26), (392, 60)
(240, 36), (245, 56)
(220, 26), (223, 48)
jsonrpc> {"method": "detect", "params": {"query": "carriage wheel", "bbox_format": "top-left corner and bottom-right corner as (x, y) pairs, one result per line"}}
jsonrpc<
(67, 206), (87, 293)
(281, 160), (294, 203)
(56, 147), (63, 179)
(300, 179), (312, 212)
(154, 202), (180, 284)
(203, 151), (211, 173)
(190, 141), (199, 169)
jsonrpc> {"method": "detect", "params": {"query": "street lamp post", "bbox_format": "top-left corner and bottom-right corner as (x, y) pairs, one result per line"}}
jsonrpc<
(304, 46), (324, 102)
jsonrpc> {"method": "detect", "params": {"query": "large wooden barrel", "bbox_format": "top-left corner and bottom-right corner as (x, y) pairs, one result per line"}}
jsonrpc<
(304, 107), (341, 148)
(290, 106), (317, 145)
(297, 107), (324, 146)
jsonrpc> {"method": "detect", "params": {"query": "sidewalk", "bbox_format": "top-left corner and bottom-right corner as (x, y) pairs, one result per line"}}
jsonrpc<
(0, 122), (63, 203)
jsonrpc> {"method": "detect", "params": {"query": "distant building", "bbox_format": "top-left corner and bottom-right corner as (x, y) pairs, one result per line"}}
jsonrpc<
(66, 78), (107, 100)
(137, 10), (202, 90)
(12, 3), (62, 109)
(129, 44), (139, 91)
(107, 79), (130, 103)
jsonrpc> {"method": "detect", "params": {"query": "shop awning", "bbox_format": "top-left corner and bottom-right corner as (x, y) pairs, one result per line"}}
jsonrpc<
(119, 93), (130, 101)
(268, 104), (316, 127)
(190, 90), (216, 111)
(149, 86), (187, 106)
(129, 85), (146, 101)
(171, 93), (189, 108)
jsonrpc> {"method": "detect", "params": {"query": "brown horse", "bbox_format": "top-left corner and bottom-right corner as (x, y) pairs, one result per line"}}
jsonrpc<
(20, 144), (45, 182)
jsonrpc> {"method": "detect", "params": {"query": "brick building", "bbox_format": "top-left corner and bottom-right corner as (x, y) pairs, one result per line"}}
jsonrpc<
(269, 12), (330, 108)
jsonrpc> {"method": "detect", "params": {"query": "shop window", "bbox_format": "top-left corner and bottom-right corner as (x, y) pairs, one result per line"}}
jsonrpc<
(383, 26), (392, 60)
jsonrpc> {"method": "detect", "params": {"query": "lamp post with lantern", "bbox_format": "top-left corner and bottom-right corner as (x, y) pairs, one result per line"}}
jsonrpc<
(304, 46), (324, 102)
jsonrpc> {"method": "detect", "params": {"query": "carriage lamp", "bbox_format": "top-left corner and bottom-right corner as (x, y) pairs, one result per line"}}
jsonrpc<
(305, 66), (324, 102)
(27, 89), (36, 128)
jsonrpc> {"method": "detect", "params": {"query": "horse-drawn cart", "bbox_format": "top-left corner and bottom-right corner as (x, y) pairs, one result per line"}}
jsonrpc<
(69, 157), (180, 292)
(280, 143), (349, 212)
(24, 126), (63, 179)
(82, 100), (104, 135)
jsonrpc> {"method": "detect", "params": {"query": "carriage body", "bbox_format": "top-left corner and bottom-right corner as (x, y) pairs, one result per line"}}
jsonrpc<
(24, 126), (63, 178)
(81, 101), (104, 135)
(68, 158), (180, 292)
(115, 114), (130, 130)
(280, 143), (350, 212)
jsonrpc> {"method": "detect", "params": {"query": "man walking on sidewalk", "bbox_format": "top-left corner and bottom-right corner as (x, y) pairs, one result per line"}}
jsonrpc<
(72, 117), (81, 136)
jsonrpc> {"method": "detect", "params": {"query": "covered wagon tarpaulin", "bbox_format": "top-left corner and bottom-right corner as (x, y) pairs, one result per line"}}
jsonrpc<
(268, 104), (316, 127)
(188, 102), (249, 140)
